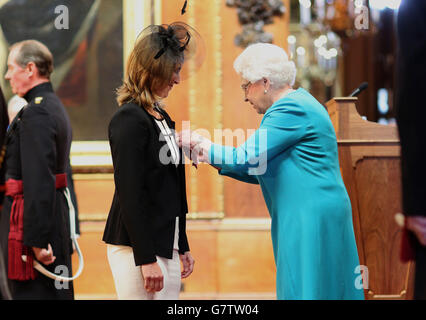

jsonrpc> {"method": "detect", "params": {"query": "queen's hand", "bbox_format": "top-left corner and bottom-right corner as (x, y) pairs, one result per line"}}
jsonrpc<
(176, 130), (212, 165)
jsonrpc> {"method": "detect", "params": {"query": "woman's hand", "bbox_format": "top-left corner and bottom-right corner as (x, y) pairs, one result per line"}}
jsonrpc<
(180, 251), (195, 279)
(406, 216), (426, 246)
(32, 244), (56, 265)
(176, 130), (212, 164)
(176, 130), (200, 150)
(141, 262), (164, 293)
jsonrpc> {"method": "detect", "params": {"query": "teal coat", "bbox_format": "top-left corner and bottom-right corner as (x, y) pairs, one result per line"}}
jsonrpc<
(209, 88), (364, 300)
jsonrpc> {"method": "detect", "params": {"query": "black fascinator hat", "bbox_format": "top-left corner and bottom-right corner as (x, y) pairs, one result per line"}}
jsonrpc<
(117, 22), (204, 107)
(134, 21), (205, 82)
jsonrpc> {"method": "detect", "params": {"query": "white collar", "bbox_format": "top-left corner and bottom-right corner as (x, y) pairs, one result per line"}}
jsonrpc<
(278, 87), (296, 100)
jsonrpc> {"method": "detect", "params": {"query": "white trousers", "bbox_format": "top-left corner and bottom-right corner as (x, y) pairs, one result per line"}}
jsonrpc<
(107, 245), (181, 300)
(107, 217), (181, 300)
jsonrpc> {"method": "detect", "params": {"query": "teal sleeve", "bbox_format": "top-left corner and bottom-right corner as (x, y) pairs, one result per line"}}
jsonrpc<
(209, 103), (306, 177)
(218, 166), (259, 184)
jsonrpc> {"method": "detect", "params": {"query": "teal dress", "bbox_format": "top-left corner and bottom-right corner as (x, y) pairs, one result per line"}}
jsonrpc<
(209, 88), (364, 300)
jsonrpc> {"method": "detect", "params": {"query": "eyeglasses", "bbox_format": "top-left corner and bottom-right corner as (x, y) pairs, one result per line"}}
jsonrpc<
(241, 82), (252, 93)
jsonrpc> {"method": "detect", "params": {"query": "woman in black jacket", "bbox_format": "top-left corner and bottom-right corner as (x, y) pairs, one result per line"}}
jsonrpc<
(102, 22), (199, 299)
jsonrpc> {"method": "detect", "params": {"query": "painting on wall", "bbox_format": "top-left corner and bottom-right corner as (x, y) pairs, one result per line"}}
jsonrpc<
(0, 0), (123, 140)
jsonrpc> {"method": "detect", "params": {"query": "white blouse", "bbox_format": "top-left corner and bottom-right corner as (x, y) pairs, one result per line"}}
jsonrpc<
(154, 117), (180, 167)
(153, 114), (180, 251)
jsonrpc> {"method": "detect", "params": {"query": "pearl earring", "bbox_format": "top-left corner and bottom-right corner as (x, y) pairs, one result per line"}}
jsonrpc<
(264, 90), (268, 94)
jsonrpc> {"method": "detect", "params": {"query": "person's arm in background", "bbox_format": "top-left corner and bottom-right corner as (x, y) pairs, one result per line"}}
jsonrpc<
(20, 106), (57, 264)
(0, 88), (10, 299)
(0, 87), (9, 212)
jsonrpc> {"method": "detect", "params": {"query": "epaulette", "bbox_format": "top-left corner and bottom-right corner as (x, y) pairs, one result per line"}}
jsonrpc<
(34, 97), (44, 105)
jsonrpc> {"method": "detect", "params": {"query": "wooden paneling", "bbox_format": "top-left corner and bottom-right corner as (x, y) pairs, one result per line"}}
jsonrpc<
(216, 229), (275, 292)
(341, 35), (378, 120)
(73, 174), (114, 220)
(72, 222), (116, 298)
(181, 223), (219, 294)
(355, 158), (413, 298)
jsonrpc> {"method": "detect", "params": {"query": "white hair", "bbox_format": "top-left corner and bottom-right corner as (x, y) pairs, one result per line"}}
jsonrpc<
(233, 43), (296, 88)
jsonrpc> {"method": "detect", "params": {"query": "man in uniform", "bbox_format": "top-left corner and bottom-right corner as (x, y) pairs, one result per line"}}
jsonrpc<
(0, 40), (74, 299)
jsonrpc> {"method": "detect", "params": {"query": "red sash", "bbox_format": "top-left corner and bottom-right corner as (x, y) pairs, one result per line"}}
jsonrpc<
(400, 226), (416, 263)
(6, 173), (67, 281)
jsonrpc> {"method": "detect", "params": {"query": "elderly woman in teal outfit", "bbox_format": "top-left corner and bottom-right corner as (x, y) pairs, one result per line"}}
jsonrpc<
(178, 43), (364, 300)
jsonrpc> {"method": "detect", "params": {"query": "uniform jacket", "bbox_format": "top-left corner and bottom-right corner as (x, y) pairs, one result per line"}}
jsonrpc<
(0, 82), (74, 299)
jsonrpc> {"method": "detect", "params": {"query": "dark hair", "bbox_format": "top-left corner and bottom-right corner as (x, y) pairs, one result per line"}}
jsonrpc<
(11, 40), (53, 78)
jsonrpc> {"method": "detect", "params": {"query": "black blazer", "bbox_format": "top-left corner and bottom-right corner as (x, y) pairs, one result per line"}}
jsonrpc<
(102, 102), (189, 266)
